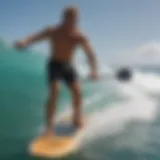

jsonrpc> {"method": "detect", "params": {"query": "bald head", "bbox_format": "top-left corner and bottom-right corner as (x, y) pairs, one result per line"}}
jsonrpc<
(62, 6), (79, 27)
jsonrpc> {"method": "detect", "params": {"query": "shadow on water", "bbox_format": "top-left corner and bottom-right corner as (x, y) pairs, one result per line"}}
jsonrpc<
(1, 153), (87, 160)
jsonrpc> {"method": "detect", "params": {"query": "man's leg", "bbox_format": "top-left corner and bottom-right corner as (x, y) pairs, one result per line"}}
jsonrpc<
(69, 81), (83, 128)
(45, 81), (61, 135)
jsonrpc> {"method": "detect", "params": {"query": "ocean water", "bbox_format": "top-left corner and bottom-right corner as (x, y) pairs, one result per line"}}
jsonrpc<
(0, 40), (160, 160)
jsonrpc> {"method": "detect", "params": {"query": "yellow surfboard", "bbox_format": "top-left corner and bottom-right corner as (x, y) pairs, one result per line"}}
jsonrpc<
(29, 116), (85, 158)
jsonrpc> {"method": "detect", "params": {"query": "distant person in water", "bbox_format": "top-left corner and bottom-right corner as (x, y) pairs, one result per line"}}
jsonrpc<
(14, 6), (98, 136)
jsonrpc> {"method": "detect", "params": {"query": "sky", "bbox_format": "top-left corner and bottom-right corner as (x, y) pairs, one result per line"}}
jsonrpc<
(1, 0), (160, 66)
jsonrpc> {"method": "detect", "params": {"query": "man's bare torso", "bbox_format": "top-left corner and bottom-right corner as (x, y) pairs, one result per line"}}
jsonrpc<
(48, 25), (82, 62)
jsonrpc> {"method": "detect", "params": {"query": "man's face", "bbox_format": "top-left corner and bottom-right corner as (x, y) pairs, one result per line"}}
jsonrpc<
(63, 8), (79, 26)
(67, 13), (78, 25)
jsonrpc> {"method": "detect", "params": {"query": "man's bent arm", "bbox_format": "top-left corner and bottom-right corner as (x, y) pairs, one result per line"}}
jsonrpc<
(80, 36), (98, 73)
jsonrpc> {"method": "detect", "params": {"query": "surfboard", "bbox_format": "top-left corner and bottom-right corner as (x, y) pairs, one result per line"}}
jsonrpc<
(29, 116), (85, 158)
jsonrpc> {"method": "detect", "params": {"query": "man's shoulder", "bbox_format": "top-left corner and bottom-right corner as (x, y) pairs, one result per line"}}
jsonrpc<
(75, 30), (85, 37)
(75, 30), (88, 42)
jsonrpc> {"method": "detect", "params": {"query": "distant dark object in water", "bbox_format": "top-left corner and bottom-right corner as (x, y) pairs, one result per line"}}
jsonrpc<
(116, 68), (132, 81)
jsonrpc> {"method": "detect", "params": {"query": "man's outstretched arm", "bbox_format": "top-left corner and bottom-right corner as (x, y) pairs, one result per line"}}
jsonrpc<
(14, 27), (53, 48)
(79, 35), (98, 79)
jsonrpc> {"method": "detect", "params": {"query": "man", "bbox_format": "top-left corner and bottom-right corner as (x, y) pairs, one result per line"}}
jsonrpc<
(15, 6), (98, 136)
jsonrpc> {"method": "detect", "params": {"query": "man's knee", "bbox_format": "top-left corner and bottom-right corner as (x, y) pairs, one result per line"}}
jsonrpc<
(52, 81), (61, 92)
(49, 81), (61, 100)
(71, 82), (82, 99)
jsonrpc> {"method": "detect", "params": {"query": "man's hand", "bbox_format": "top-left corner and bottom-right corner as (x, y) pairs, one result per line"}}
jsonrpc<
(89, 70), (99, 80)
(79, 33), (98, 81)
(14, 41), (27, 49)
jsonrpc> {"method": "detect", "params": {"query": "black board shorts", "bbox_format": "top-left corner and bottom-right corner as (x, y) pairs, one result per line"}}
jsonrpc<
(47, 60), (79, 85)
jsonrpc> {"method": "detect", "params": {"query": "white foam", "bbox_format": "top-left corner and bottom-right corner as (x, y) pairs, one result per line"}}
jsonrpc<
(80, 72), (158, 145)
(82, 95), (156, 142)
(132, 71), (160, 94)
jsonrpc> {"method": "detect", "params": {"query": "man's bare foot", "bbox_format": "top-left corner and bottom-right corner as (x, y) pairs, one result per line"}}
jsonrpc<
(73, 119), (84, 129)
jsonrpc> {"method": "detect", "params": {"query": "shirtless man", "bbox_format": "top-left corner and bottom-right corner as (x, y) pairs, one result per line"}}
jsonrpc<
(15, 7), (98, 135)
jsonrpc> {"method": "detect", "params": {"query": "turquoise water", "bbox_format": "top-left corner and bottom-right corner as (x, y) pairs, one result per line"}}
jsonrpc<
(1, 41), (160, 160)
